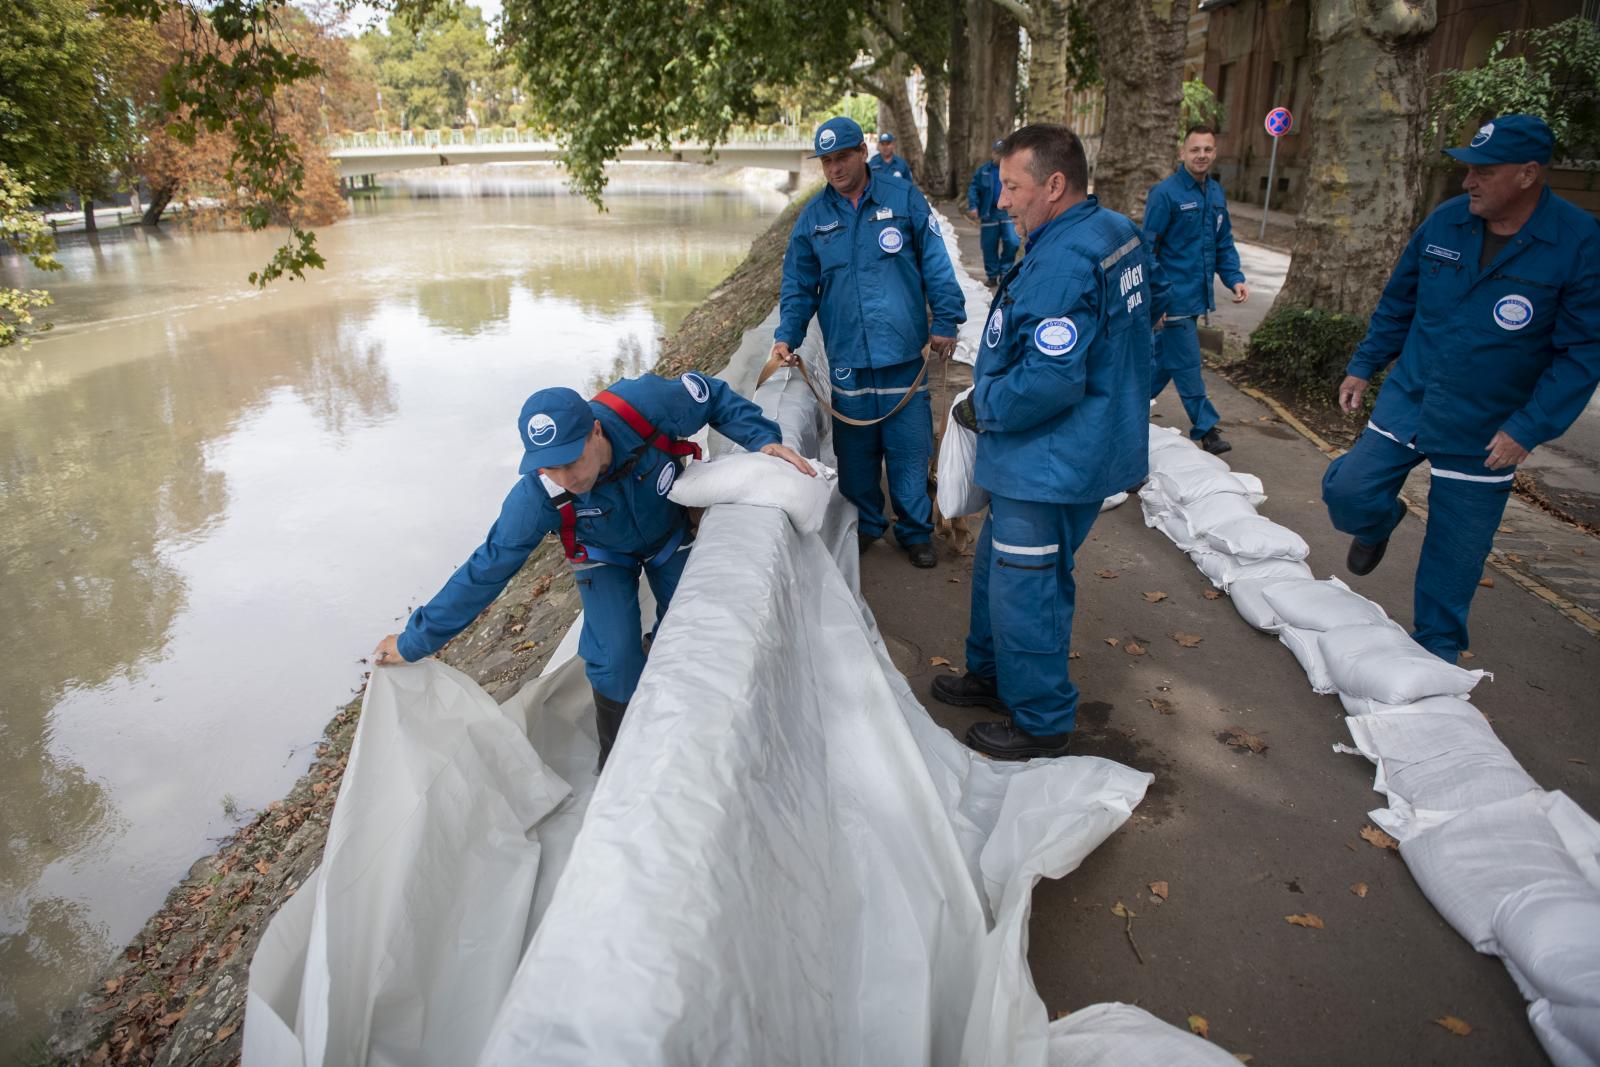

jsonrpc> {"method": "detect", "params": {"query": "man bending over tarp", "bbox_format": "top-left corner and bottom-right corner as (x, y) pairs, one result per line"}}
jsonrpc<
(373, 373), (814, 771)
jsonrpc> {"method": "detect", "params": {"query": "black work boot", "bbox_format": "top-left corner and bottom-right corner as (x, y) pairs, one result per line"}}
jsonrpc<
(1199, 427), (1232, 455)
(859, 532), (878, 554)
(1346, 537), (1390, 576)
(965, 721), (1072, 760)
(906, 541), (937, 568)
(931, 672), (1010, 716)
(593, 691), (628, 774)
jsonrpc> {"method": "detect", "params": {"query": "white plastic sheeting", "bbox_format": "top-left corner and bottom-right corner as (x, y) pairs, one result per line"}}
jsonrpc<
(1045, 1003), (1246, 1066)
(1136, 422), (1600, 1066)
(937, 387), (986, 518)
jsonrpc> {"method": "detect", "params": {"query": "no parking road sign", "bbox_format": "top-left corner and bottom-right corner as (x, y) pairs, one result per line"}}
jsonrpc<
(1259, 107), (1293, 238)
(1264, 107), (1293, 137)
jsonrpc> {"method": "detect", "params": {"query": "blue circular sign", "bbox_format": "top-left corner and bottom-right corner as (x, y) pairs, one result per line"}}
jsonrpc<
(1265, 108), (1293, 137)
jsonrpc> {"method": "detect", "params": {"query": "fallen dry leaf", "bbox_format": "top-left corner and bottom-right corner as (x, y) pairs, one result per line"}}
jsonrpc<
(1110, 901), (1134, 918)
(311, 781), (330, 795)
(103, 978), (122, 995)
(1188, 1014), (1210, 1039)
(1360, 825), (1400, 851)
(1171, 632), (1204, 648)
(157, 1009), (186, 1027)
(1149, 880), (1169, 900)
(1097, 569), (1119, 579)
(1068, 651), (1082, 660)
(254, 859), (270, 876)
(1234, 1055), (1254, 1064)
(1478, 577), (1495, 588)
(1223, 726), (1268, 754)
(1459, 650), (1476, 660)
(1434, 1015), (1472, 1036)
(1203, 589), (1222, 600)
(1147, 697), (1174, 715)
(930, 656), (951, 666)
(1570, 758), (1589, 766)
(1124, 642), (1147, 656)
(1105, 637), (1121, 647)
(1142, 591), (1168, 603)
(213, 1022), (239, 1044)
(1285, 913), (1325, 929)
(1351, 882), (1369, 898)
(514, 640), (538, 652)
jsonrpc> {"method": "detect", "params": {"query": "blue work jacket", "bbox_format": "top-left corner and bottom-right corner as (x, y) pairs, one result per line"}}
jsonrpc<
(966, 161), (1007, 223)
(868, 153), (914, 183)
(1142, 167), (1245, 317)
(397, 373), (781, 661)
(777, 175), (966, 371)
(1350, 188), (1600, 455)
(972, 197), (1165, 504)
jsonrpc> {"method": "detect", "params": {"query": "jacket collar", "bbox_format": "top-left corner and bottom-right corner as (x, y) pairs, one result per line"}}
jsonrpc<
(1024, 195), (1098, 251)
(1446, 186), (1558, 247)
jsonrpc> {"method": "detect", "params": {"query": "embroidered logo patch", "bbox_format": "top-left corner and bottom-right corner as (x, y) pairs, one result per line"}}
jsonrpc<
(1033, 317), (1079, 355)
(878, 227), (904, 253)
(1179, 201), (1199, 211)
(527, 413), (557, 446)
(985, 307), (1004, 348)
(1424, 244), (1461, 261)
(833, 367), (851, 381)
(681, 372), (711, 403)
(657, 463), (676, 495)
(819, 128), (837, 152)
(1471, 122), (1494, 148)
(1493, 294), (1533, 331)
(575, 507), (603, 518)
(813, 220), (841, 234)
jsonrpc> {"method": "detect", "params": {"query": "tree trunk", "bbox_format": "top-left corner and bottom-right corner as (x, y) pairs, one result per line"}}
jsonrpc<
(949, 0), (1020, 198)
(1083, 0), (1188, 220)
(81, 194), (97, 234)
(924, 69), (952, 195)
(882, 74), (926, 177)
(141, 180), (176, 227)
(1274, 0), (1437, 318)
(948, 0), (974, 194)
(1020, 0), (1071, 124)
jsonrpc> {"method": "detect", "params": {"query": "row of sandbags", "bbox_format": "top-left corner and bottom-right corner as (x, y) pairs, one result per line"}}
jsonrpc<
(1137, 424), (1600, 1067)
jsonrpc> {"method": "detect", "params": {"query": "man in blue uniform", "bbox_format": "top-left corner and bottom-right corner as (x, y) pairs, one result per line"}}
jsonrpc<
(373, 373), (815, 770)
(1323, 114), (1600, 662)
(773, 116), (966, 568)
(868, 131), (914, 183)
(930, 124), (1163, 759)
(966, 139), (1020, 287)
(1142, 124), (1248, 455)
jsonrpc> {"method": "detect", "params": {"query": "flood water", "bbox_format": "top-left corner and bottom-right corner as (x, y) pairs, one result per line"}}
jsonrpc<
(0, 174), (784, 1056)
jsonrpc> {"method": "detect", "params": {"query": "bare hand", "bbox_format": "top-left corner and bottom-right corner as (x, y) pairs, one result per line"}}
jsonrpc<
(770, 340), (799, 367)
(964, 209), (979, 223)
(928, 335), (957, 361)
(1484, 430), (1530, 471)
(760, 442), (817, 477)
(372, 634), (410, 667)
(1338, 375), (1368, 415)
(1231, 282), (1249, 303)
(1154, 313), (1167, 332)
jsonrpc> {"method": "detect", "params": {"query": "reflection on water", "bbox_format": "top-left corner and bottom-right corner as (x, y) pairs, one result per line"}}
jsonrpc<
(0, 175), (781, 1055)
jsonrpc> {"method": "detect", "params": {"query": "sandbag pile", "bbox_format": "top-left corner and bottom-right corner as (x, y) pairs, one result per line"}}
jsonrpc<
(1136, 423), (1600, 1067)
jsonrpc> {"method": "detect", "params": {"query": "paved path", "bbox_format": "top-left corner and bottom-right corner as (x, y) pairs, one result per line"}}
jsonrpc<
(860, 210), (1600, 1065)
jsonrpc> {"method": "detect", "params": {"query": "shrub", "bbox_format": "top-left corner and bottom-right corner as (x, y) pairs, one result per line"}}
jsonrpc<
(1247, 303), (1377, 410)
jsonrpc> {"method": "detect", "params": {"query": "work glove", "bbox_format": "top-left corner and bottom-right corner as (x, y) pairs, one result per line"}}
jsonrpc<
(953, 395), (980, 433)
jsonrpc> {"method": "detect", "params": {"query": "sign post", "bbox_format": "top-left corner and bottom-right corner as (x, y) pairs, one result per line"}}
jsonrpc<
(1260, 107), (1292, 240)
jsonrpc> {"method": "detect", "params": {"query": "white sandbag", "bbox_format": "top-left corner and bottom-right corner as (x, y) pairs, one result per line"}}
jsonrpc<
(1261, 576), (1391, 632)
(1494, 879), (1600, 1008)
(668, 451), (836, 535)
(1099, 491), (1128, 512)
(1227, 577), (1300, 633)
(1148, 468), (1266, 508)
(1201, 515), (1310, 561)
(1045, 1003), (1244, 1066)
(1398, 790), (1600, 952)
(1147, 425), (1190, 453)
(1148, 448), (1232, 477)
(1190, 549), (1314, 591)
(1277, 625), (1338, 693)
(1156, 511), (1205, 551)
(937, 387), (988, 519)
(1531, 998), (1600, 1067)
(1318, 624), (1488, 705)
(1172, 492), (1260, 532)
(1344, 698), (1508, 768)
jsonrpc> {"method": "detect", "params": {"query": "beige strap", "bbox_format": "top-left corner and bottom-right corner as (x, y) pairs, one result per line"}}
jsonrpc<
(794, 351), (932, 428)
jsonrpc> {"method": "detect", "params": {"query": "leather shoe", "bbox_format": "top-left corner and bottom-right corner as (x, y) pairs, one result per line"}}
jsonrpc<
(931, 671), (1010, 716)
(965, 720), (1072, 760)
(906, 541), (937, 568)
(1199, 428), (1232, 455)
(1347, 536), (1389, 576)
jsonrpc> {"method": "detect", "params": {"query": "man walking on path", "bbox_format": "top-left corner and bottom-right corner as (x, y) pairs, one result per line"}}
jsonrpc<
(373, 374), (814, 770)
(932, 124), (1161, 759)
(966, 139), (1020, 287)
(868, 131), (914, 183)
(1323, 113), (1600, 662)
(773, 116), (965, 568)
(1142, 124), (1247, 455)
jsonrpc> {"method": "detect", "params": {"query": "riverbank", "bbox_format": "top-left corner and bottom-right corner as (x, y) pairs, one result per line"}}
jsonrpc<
(45, 187), (813, 1067)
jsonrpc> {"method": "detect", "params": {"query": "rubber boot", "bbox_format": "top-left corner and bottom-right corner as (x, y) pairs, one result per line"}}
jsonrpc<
(593, 691), (629, 774)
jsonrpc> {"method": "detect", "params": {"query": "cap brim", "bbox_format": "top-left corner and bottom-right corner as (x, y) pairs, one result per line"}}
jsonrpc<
(1444, 146), (1509, 164)
(519, 436), (587, 475)
(809, 141), (862, 159)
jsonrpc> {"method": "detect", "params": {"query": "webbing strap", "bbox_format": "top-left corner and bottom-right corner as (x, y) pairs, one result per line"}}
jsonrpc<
(594, 390), (703, 461)
(795, 350), (931, 428)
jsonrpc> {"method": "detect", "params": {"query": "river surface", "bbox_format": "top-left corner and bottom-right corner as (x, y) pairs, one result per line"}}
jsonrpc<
(0, 175), (784, 1056)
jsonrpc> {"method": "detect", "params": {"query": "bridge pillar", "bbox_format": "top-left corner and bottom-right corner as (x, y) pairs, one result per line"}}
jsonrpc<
(783, 170), (801, 193)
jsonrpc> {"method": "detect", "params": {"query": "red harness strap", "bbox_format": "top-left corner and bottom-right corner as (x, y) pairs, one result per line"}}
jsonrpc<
(550, 391), (702, 565)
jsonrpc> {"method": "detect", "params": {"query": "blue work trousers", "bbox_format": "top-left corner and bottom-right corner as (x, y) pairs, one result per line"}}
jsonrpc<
(964, 495), (1102, 735)
(1322, 428), (1514, 661)
(832, 358), (934, 546)
(1150, 317), (1221, 438)
(573, 542), (692, 702)
(979, 218), (1019, 282)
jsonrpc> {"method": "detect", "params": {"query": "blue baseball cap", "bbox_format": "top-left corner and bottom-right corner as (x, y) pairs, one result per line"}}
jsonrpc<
(991, 139), (1005, 153)
(1445, 114), (1554, 165)
(517, 387), (594, 474)
(878, 132), (895, 144)
(810, 116), (865, 158)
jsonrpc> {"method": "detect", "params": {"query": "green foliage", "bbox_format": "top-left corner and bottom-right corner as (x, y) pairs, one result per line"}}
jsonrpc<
(357, 4), (516, 129)
(1180, 78), (1223, 137)
(1246, 303), (1374, 409)
(1065, 4), (1100, 91)
(1429, 17), (1600, 164)
(0, 163), (61, 348)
